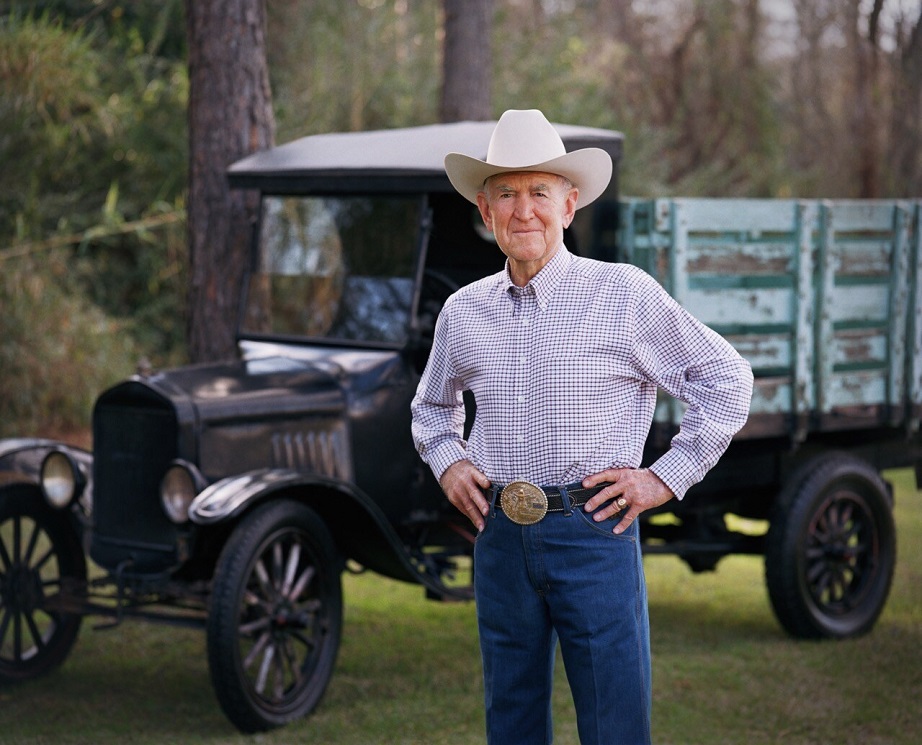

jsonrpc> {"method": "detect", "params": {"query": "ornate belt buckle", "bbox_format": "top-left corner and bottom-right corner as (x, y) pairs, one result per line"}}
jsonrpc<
(500, 481), (548, 525)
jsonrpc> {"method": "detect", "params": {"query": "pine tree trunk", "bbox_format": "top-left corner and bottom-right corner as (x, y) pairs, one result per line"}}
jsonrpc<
(185, 0), (274, 362)
(891, 8), (922, 195)
(440, 0), (492, 122)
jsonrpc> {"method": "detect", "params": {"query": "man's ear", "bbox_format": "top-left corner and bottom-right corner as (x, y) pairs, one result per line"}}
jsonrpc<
(562, 187), (579, 229)
(476, 192), (493, 232)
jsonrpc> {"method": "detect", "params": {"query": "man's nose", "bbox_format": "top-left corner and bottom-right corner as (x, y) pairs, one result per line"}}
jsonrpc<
(512, 196), (535, 219)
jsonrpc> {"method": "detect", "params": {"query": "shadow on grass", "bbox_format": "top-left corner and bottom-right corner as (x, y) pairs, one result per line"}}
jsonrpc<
(646, 554), (783, 642)
(0, 623), (236, 743)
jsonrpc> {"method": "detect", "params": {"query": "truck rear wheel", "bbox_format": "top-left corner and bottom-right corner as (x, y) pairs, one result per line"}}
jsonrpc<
(207, 500), (343, 733)
(765, 453), (896, 639)
(0, 485), (86, 683)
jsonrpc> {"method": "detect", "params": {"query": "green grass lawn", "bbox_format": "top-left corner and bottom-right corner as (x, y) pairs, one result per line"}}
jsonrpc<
(1, 469), (919, 744)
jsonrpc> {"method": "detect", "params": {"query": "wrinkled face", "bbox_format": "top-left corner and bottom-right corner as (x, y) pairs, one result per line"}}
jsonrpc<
(476, 171), (578, 284)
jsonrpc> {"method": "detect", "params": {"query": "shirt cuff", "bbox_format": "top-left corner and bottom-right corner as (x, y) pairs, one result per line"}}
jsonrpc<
(425, 441), (468, 483)
(648, 449), (698, 501)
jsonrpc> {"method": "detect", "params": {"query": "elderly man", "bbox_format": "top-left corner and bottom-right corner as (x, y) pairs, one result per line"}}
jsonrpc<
(411, 109), (753, 744)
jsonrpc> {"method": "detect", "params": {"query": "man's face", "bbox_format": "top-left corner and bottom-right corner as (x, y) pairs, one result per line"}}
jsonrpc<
(476, 171), (578, 278)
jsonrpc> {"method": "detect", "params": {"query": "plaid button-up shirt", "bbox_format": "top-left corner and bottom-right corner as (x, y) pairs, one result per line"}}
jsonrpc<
(411, 246), (753, 499)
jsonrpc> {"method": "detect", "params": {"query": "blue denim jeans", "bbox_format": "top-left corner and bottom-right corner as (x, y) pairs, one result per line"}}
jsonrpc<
(473, 494), (652, 745)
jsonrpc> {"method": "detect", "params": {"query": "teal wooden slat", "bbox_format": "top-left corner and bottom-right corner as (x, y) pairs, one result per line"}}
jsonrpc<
(684, 287), (794, 327)
(825, 370), (887, 408)
(815, 202), (836, 415)
(888, 205), (911, 422)
(749, 377), (794, 414)
(688, 275), (794, 290)
(828, 200), (904, 231)
(669, 200), (689, 307)
(725, 334), (792, 370)
(710, 323), (792, 336)
(652, 198), (671, 233)
(668, 201), (688, 427)
(827, 284), (892, 323)
(910, 202), (922, 433)
(793, 201), (816, 441)
(835, 239), (894, 277)
(831, 329), (888, 367)
(834, 274), (892, 287)
(685, 239), (794, 276)
(656, 198), (800, 232)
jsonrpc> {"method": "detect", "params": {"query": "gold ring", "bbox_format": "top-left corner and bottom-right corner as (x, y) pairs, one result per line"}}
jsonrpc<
(616, 497), (628, 509)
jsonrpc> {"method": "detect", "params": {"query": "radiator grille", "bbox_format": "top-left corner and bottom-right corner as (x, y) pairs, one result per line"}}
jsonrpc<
(90, 384), (179, 572)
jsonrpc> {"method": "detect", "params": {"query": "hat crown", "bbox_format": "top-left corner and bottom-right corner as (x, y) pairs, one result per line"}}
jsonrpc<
(485, 109), (566, 168)
(443, 108), (613, 210)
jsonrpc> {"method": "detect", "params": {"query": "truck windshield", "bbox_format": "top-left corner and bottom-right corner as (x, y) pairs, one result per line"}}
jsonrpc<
(242, 195), (422, 345)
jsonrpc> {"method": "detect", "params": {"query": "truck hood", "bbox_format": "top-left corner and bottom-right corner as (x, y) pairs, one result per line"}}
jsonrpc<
(140, 352), (346, 425)
(92, 345), (408, 484)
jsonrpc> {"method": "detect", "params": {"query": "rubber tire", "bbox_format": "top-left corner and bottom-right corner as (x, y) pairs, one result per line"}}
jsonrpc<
(206, 500), (343, 733)
(0, 484), (86, 683)
(765, 453), (896, 639)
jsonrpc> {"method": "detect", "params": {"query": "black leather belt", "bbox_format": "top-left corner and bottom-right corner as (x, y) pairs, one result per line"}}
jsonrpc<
(487, 481), (608, 525)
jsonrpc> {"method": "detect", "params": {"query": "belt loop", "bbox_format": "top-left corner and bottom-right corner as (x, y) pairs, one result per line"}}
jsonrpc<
(488, 484), (500, 517)
(558, 485), (573, 517)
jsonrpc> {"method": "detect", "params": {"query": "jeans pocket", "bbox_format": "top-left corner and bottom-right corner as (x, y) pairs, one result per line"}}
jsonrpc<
(572, 504), (637, 541)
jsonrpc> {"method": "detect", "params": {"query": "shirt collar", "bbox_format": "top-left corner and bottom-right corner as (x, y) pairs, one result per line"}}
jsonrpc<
(500, 244), (572, 310)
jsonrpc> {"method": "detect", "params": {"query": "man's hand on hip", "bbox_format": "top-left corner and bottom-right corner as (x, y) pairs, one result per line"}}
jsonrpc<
(582, 468), (674, 535)
(440, 460), (491, 531)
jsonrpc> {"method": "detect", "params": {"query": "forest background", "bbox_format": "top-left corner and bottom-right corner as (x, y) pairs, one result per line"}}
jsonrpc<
(1, 0), (921, 438)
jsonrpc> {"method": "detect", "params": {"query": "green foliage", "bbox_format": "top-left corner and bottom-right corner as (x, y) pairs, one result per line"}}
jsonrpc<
(0, 8), (189, 436)
(267, 0), (443, 141)
(0, 12), (108, 241)
(0, 253), (141, 437)
(0, 11), (187, 232)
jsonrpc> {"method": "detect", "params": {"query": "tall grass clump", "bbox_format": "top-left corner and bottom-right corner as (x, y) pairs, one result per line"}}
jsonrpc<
(0, 252), (141, 438)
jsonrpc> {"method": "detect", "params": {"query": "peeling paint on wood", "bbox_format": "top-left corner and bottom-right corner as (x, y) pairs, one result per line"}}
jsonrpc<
(619, 197), (922, 441)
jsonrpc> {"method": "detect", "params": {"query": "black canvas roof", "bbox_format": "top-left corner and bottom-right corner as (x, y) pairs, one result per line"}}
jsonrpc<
(227, 120), (623, 193)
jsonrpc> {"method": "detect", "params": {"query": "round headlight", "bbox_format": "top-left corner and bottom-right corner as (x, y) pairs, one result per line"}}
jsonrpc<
(160, 463), (200, 524)
(41, 450), (82, 509)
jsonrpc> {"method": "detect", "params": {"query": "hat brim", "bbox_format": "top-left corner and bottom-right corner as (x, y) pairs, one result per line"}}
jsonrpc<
(444, 147), (612, 210)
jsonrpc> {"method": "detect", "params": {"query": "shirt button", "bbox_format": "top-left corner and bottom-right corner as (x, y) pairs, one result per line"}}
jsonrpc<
(517, 395), (525, 403)
(516, 434), (525, 442)
(519, 356), (527, 364)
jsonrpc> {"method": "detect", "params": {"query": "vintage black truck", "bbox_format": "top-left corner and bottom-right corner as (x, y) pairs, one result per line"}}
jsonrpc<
(1, 119), (920, 732)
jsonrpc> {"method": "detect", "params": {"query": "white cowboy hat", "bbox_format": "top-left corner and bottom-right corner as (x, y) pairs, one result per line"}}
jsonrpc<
(444, 109), (613, 210)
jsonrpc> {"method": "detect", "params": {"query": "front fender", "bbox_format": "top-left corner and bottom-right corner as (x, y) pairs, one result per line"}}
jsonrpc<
(0, 438), (93, 490)
(189, 468), (313, 524)
(190, 468), (467, 599)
